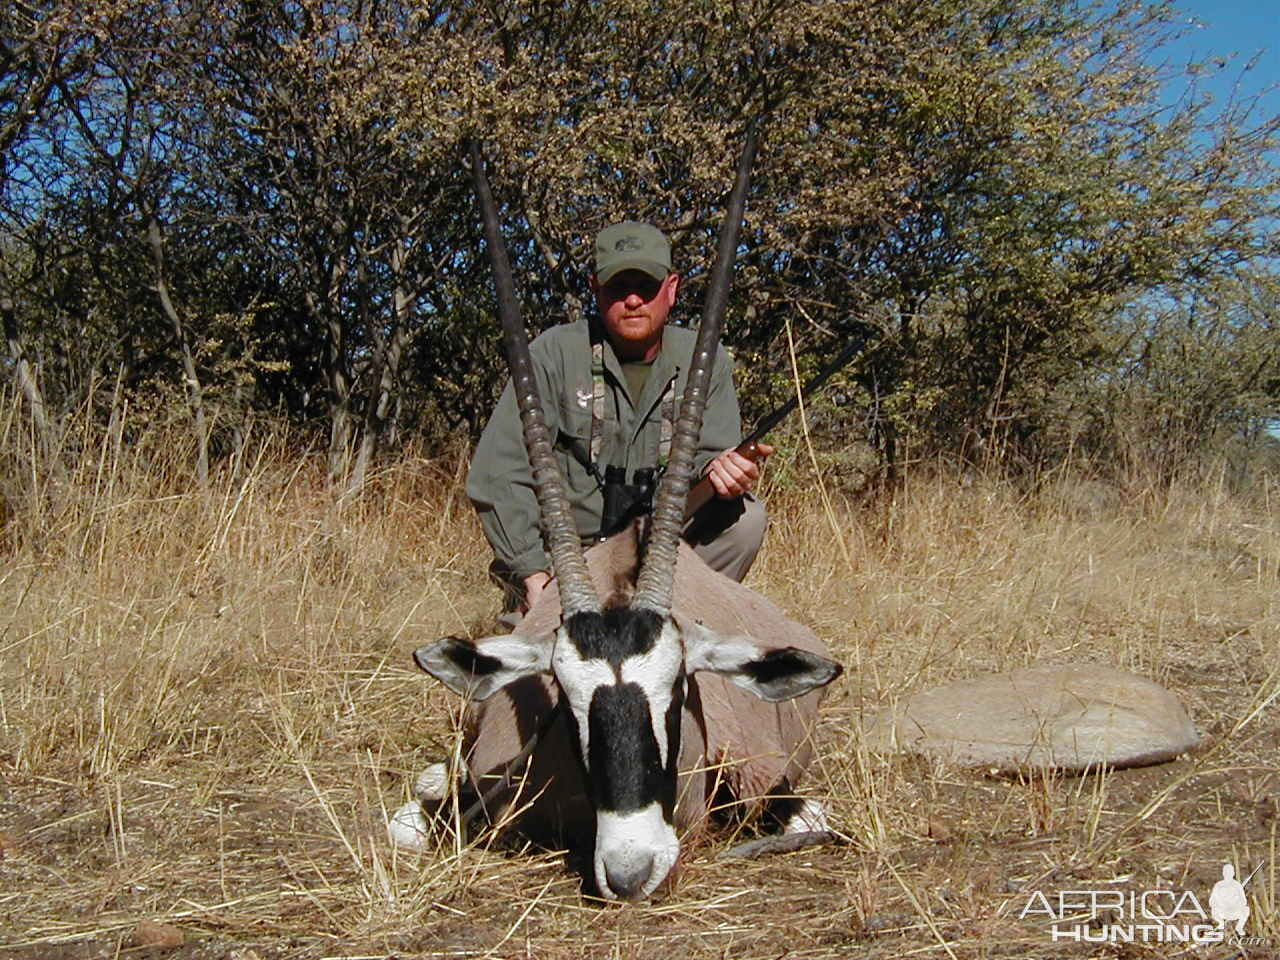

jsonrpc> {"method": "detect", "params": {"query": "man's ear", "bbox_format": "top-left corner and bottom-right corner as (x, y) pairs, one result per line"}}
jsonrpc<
(662, 271), (680, 307)
(414, 633), (552, 700)
(683, 622), (842, 702)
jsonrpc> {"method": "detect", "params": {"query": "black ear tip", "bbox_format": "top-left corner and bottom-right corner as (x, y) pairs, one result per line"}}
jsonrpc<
(414, 635), (466, 674)
(417, 635), (506, 681)
(802, 650), (841, 689)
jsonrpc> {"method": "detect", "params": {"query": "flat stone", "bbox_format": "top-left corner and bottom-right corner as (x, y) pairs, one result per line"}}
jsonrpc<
(865, 665), (1200, 772)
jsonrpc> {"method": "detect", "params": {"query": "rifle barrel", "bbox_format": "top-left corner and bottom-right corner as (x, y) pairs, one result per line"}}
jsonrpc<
(682, 323), (874, 520)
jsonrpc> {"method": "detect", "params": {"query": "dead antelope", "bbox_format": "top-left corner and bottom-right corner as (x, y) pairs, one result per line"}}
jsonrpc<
(409, 128), (842, 901)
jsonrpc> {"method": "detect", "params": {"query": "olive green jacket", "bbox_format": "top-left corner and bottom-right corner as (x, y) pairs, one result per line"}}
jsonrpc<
(466, 317), (742, 580)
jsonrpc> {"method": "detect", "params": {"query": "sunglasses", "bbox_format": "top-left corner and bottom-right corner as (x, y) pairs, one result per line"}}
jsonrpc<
(601, 273), (664, 303)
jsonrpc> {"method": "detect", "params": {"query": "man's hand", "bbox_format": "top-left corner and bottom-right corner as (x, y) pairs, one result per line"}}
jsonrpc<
(522, 570), (552, 613)
(704, 442), (774, 498)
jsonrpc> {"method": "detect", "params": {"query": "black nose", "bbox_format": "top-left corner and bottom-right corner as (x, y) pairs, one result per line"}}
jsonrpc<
(604, 851), (655, 901)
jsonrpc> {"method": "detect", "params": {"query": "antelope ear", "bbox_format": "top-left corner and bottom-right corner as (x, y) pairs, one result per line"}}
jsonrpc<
(683, 622), (843, 702)
(414, 633), (553, 700)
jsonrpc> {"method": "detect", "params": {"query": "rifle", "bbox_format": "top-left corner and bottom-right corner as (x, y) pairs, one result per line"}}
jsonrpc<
(683, 324), (875, 519)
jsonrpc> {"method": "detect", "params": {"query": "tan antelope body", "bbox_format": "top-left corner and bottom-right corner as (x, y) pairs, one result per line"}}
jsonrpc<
(455, 528), (835, 852)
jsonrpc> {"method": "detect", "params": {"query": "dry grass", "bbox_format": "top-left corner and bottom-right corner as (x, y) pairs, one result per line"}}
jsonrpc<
(1, 415), (1277, 959)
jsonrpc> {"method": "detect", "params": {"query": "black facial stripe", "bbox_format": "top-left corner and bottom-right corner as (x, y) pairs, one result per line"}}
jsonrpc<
(430, 637), (503, 676)
(566, 608), (662, 668)
(587, 682), (665, 813)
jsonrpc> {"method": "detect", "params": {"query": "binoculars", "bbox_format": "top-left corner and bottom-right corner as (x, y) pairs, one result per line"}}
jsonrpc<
(598, 465), (657, 539)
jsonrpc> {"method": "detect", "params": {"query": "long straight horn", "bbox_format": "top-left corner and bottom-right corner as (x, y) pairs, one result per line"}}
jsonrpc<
(468, 141), (600, 617)
(633, 121), (762, 614)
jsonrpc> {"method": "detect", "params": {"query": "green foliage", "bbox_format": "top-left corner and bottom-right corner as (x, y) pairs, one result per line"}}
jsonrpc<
(1057, 272), (1280, 486)
(1, 0), (1277, 491)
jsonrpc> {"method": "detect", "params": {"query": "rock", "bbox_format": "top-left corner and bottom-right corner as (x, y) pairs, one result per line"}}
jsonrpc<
(134, 919), (184, 948)
(865, 665), (1199, 773)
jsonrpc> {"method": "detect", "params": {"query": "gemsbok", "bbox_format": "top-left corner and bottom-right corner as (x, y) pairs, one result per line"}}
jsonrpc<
(408, 128), (843, 901)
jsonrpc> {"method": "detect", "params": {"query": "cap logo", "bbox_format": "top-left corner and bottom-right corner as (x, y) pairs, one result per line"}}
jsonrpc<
(615, 236), (643, 252)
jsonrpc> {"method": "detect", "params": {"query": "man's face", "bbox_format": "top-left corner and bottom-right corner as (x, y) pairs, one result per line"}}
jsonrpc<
(592, 269), (680, 362)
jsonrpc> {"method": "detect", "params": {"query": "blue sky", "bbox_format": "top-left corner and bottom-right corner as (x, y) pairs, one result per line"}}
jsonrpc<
(1152, 2), (1278, 435)
(1158, 0), (1278, 122)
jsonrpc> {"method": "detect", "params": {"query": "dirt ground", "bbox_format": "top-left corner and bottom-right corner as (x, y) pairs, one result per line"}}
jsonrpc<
(2, 716), (1275, 959)
(1, 468), (1277, 959)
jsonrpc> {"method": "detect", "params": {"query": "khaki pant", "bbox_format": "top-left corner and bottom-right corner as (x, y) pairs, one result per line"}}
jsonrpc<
(681, 493), (767, 584)
(490, 495), (767, 611)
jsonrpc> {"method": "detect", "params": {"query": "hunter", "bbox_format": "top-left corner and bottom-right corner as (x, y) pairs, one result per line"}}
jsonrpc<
(467, 220), (772, 614)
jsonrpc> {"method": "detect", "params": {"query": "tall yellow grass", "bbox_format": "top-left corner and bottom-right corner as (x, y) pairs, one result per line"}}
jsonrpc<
(1, 412), (1276, 957)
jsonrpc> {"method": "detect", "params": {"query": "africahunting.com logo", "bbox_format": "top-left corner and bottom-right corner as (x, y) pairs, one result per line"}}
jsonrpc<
(1019, 861), (1269, 946)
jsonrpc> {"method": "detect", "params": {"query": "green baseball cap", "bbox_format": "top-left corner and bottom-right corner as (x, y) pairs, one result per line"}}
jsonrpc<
(594, 221), (671, 284)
